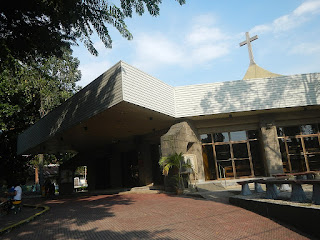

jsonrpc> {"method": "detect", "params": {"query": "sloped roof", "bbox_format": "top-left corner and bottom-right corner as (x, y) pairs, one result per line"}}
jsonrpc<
(175, 72), (320, 117)
(17, 61), (320, 155)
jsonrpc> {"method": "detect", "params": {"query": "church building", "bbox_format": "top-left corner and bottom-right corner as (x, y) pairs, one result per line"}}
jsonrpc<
(17, 33), (320, 193)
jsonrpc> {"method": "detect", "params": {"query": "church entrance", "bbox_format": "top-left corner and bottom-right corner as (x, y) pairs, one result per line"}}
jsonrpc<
(201, 130), (264, 180)
(121, 150), (140, 187)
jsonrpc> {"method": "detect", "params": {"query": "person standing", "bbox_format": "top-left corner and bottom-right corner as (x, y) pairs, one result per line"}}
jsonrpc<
(7, 182), (22, 213)
(12, 183), (22, 204)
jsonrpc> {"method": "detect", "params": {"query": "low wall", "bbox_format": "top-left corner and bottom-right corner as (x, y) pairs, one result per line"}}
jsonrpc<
(229, 196), (320, 238)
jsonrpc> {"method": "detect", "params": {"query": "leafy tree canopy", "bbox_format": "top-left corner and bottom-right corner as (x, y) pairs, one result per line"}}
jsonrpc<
(0, 0), (186, 68)
(0, 49), (81, 184)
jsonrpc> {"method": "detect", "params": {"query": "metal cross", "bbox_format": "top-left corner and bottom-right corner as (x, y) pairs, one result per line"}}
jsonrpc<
(239, 32), (258, 65)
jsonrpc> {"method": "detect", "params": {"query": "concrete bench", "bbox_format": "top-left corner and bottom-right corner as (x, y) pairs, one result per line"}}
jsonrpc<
(272, 171), (320, 192)
(273, 171), (320, 180)
(257, 179), (300, 201)
(257, 179), (320, 204)
(237, 179), (264, 196)
(298, 180), (320, 205)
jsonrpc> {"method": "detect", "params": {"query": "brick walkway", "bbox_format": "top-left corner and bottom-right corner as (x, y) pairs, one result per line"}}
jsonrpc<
(0, 205), (41, 231)
(2, 193), (311, 240)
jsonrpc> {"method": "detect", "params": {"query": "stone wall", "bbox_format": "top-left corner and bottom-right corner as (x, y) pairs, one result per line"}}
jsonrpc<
(160, 121), (205, 182)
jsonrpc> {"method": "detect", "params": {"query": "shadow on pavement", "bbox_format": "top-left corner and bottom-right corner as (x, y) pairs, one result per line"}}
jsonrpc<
(2, 193), (176, 240)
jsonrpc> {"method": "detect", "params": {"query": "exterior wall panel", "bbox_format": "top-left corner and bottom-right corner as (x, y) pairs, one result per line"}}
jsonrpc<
(174, 73), (320, 118)
(121, 62), (175, 117)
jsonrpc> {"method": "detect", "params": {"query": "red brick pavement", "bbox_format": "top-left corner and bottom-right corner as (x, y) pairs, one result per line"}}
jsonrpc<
(1, 193), (312, 240)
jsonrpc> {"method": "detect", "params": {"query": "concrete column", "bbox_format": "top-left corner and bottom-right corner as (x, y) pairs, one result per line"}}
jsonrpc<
(87, 158), (96, 191)
(160, 121), (205, 182)
(260, 117), (283, 176)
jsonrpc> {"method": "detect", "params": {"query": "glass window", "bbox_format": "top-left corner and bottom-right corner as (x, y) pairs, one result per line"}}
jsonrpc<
(230, 131), (247, 141)
(250, 141), (264, 176)
(286, 137), (303, 155)
(278, 138), (286, 153)
(235, 159), (251, 177)
(277, 123), (320, 174)
(303, 137), (320, 153)
(217, 160), (234, 178)
(215, 145), (231, 160)
(202, 145), (216, 180)
(200, 134), (212, 143)
(248, 130), (259, 139)
(278, 139), (290, 173)
(201, 129), (262, 179)
(284, 126), (300, 136)
(290, 154), (306, 172)
(307, 154), (320, 171)
(232, 143), (249, 158)
(301, 124), (318, 135)
(277, 127), (284, 137)
(213, 132), (229, 143)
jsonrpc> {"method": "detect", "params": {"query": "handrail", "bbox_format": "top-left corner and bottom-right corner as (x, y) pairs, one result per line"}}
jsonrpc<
(218, 164), (227, 187)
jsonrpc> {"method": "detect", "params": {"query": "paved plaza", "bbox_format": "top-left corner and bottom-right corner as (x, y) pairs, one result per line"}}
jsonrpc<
(1, 192), (312, 240)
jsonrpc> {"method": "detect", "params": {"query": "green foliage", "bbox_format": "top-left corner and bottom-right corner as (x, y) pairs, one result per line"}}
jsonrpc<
(0, 0), (186, 67)
(159, 152), (192, 189)
(75, 166), (87, 177)
(159, 152), (183, 176)
(0, 49), (81, 184)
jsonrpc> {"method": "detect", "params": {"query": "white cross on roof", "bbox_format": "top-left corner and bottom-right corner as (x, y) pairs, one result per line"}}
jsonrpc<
(239, 32), (258, 65)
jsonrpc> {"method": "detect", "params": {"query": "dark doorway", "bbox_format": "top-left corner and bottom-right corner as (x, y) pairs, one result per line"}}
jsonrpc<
(95, 154), (111, 189)
(121, 150), (140, 188)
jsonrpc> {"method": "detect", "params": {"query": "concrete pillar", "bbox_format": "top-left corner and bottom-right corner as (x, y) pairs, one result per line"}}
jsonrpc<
(160, 121), (205, 182)
(58, 168), (74, 195)
(87, 158), (96, 191)
(260, 117), (284, 176)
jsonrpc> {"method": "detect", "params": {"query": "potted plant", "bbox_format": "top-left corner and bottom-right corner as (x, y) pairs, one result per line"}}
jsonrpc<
(159, 152), (193, 194)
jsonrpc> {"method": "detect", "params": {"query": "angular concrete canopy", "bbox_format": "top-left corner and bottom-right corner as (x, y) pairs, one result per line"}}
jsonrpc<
(17, 61), (176, 154)
(18, 61), (320, 155)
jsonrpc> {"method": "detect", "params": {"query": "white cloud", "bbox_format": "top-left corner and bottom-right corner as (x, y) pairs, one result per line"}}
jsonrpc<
(78, 61), (112, 87)
(132, 33), (184, 71)
(290, 42), (320, 55)
(132, 14), (231, 71)
(186, 27), (226, 45)
(293, 0), (320, 16)
(191, 44), (229, 63)
(251, 0), (320, 34)
(192, 14), (216, 27)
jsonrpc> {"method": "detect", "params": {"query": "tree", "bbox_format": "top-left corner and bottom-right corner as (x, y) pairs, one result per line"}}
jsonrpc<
(159, 152), (192, 192)
(0, 0), (186, 68)
(0, 49), (81, 184)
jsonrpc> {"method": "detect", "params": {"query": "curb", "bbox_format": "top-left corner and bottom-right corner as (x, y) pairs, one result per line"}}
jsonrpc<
(0, 204), (50, 235)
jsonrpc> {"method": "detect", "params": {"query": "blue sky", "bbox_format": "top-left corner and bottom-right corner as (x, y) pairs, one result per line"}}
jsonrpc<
(72, 0), (320, 87)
